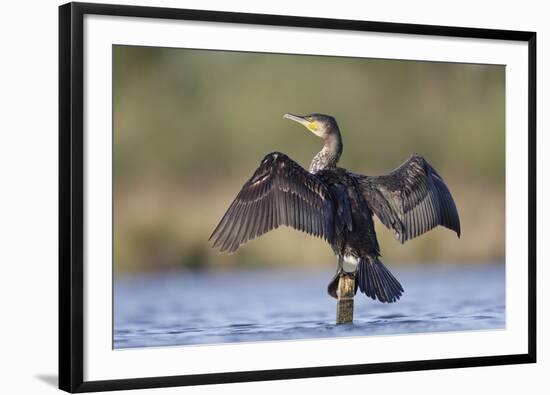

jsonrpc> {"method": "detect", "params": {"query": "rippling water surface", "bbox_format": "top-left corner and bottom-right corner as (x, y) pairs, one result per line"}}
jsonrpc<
(114, 264), (504, 349)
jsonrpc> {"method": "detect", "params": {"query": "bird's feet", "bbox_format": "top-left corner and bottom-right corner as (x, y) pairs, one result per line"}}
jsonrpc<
(327, 269), (357, 299)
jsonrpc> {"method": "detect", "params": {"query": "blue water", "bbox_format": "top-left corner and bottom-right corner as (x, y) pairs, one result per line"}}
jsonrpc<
(114, 264), (504, 349)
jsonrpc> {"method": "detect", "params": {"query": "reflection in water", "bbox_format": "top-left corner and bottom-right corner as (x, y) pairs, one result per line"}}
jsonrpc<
(114, 264), (504, 349)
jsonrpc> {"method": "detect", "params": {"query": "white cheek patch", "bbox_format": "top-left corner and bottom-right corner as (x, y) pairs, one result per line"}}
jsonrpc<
(343, 254), (360, 272)
(313, 129), (324, 138)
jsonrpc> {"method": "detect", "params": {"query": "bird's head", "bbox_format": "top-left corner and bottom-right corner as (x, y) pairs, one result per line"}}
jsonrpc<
(283, 113), (340, 139)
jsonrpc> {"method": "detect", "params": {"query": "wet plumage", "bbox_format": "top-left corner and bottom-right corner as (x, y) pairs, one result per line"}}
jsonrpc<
(210, 114), (460, 303)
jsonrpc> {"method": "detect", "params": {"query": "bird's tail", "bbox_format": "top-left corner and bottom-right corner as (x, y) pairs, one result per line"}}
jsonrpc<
(357, 256), (403, 303)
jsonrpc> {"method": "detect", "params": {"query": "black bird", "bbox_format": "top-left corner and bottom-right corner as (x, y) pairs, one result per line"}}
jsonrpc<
(209, 114), (461, 303)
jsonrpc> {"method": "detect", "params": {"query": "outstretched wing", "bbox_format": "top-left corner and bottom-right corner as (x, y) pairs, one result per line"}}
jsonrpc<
(354, 154), (460, 244)
(209, 152), (335, 253)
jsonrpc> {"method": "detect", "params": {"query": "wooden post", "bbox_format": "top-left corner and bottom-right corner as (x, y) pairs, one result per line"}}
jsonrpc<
(336, 272), (355, 324)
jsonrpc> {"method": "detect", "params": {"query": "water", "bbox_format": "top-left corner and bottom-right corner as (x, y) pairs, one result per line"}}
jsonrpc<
(114, 264), (504, 349)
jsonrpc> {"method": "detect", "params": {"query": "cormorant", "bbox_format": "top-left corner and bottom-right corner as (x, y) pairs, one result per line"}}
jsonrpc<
(209, 113), (460, 303)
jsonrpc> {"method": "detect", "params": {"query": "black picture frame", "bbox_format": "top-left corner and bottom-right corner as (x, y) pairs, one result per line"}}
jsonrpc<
(59, 2), (537, 393)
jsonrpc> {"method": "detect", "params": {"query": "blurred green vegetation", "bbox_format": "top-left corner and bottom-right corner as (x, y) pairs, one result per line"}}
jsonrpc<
(114, 45), (505, 274)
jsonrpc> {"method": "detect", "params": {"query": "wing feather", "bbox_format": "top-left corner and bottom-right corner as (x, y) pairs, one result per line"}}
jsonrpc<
(354, 154), (460, 244)
(209, 152), (335, 253)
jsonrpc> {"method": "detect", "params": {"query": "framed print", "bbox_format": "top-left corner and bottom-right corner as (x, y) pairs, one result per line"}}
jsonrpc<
(59, 2), (537, 392)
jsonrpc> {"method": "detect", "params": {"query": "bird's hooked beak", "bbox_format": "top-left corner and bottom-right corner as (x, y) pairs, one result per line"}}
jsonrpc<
(283, 113), (319, 134)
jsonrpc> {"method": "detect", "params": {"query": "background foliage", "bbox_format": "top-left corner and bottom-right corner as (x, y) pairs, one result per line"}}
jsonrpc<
(114, 45), (505, 274)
